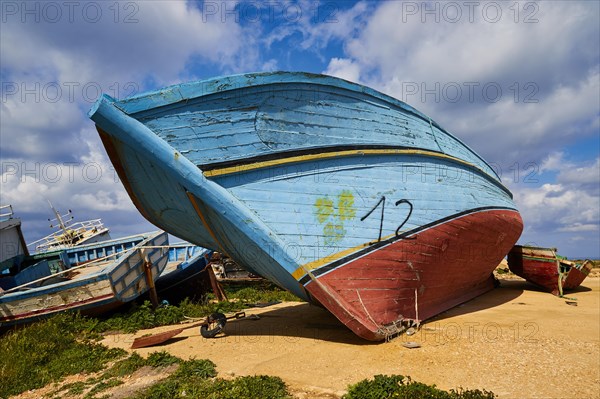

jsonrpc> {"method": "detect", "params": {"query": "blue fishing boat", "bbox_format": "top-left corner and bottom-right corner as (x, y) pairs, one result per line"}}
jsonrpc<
(89, 72), (523, 341)
(154, 244), (213, 303)
(0, 231), (168, 327)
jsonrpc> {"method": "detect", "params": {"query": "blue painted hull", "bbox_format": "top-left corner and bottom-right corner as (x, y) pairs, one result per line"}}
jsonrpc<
(89, 72), (523, 340)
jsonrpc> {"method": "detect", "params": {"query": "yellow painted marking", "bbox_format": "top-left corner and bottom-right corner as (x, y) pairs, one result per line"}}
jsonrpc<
(337, 190), (356, 221)
(314, 197), (334, 224)
(203, 149), (475, 177)
(291, 232), (397, 280)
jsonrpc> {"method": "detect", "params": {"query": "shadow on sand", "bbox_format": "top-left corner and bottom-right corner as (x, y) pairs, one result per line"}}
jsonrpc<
(498, 278), (593, 294)
(418, 280), (525, 322)
(218, 280), (533, 343)
(218, 302), (374, 345)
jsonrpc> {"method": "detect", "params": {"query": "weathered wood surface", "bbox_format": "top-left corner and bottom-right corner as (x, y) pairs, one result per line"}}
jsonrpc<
(507, 245), (592, 296)
(90, 72), (523, 340)
(0, 231), (169, 326)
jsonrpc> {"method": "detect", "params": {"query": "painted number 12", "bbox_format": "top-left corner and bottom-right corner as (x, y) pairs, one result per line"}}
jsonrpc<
(360, 196), (414, 244)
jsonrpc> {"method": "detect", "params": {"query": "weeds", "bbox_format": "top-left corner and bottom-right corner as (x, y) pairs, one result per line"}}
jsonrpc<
(86, 281), (299, 334)
(128, 360), (290, 399)
(83, 378), (123, 399)
(100, 353), (146, 379)
(145, 351), (182, 368)
(343, 375), (495, 399)
(0, 314), (126, 399)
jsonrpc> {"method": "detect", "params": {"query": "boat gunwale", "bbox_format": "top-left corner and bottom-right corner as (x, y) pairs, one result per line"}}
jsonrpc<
(510, 244), (559, 253)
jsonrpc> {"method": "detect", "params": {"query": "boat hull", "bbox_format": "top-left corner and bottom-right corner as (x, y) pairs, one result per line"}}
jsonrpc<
(0, 232), (168, 327)
(507, 245), (592, 295)
(90, 72), (523, 340)
(155, 246), (213, 303)
(304, 208), (521, 340)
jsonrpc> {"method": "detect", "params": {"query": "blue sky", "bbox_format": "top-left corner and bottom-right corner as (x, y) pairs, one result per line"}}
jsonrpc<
(1, 1), (599, 258)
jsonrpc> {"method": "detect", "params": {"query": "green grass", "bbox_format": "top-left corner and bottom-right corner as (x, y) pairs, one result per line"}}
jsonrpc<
(0, 314), (126, 399)
(0, 281), (299, 398)
(80, 280), (300, 334)
(145, 351), (182, 368)
(83, 378), (123, 399)
(343, 375), (495, 399)
(100, 352), (146, 379)
(222, 280), (300, 303)
(0, 283), (497, 399)
(128, 359), (290, 399)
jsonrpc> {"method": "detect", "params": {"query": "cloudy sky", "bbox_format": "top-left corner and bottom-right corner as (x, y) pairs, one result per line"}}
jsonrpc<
(1, 1), (598, 258)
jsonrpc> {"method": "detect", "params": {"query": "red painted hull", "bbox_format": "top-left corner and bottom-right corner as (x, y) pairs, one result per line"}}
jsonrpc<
(507, 246), (592, 295)
(305, 209), (523, 341)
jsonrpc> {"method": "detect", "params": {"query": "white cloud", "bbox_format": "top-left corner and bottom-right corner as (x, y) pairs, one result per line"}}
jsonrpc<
(557, 224), (599, 233)
(321, 1), (600, 162)
(264, 1), (370, 54)
(0, 2), (257, 88)
(512, 182), (598, 229)
(557, 157), (600, 187)
(0, 130), (133, 213)
(324, 58), (362, 83)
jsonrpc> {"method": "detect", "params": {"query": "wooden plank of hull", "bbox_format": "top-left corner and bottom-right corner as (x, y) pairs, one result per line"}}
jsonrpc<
(305, 209), (522, 341)
(507, 255), (558, 293)
(563, 261), (593, 290)
(0, 279), (117, 326)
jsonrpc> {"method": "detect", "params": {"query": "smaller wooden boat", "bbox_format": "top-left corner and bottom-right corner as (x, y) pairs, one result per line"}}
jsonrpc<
(154, 244), (213, 303)
(0, 231), (168, 327)
(507, 245), (593, 296)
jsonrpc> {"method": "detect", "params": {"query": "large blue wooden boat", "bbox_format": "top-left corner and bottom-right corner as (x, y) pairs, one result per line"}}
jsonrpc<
(89, 72), (523, 340)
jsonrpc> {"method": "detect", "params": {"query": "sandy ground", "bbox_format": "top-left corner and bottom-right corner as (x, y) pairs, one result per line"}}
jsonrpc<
(97, 276), (600, 399)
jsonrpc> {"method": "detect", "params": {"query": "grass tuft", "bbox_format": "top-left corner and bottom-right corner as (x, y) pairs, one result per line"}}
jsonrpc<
(343, 375), (495, 399)
(146, 351), (182, 368)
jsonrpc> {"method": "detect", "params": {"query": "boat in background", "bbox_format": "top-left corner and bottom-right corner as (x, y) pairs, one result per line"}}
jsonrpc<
(27, 201), (111, 254)
(507, 245), (593, 296)
(0, 231), (168, 327)
(0, 205), (29, 273)
(210, 252), (262, 280)
(154, 244), (213, 303)
(90, 71), (523, 341)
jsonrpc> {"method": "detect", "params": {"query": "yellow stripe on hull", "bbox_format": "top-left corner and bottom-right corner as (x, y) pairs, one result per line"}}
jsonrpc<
(203, 149), (476, 178)
(291, 233), (397, 281)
